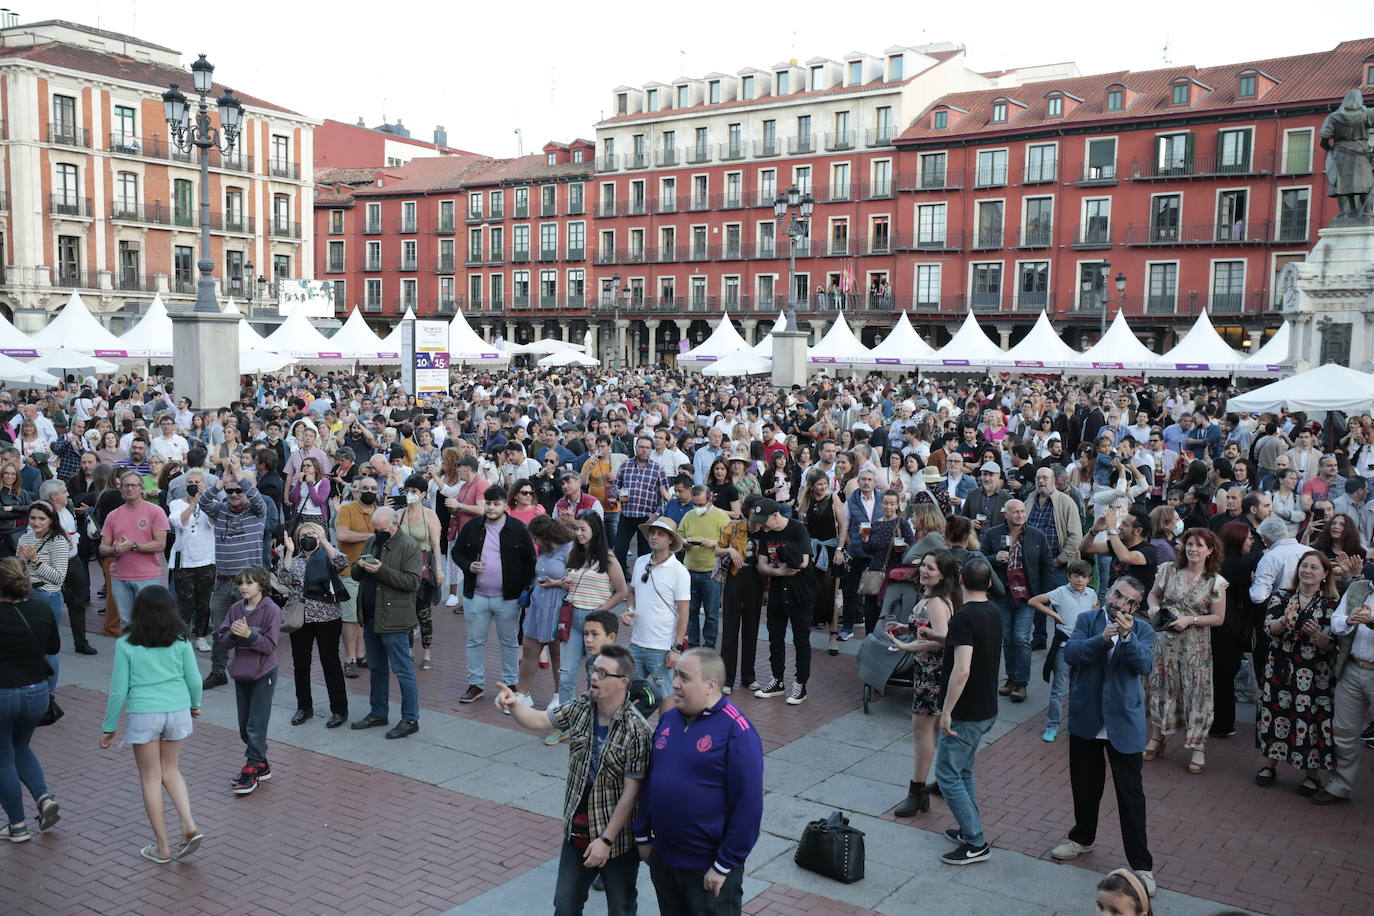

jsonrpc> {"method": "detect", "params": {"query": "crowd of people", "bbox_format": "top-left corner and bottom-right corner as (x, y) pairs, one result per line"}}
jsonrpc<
(0, 365), (1371, 913)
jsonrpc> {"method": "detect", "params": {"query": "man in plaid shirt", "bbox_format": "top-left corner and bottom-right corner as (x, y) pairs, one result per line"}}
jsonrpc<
(611, 436), (669, 573)
(499, 644), (651, 914)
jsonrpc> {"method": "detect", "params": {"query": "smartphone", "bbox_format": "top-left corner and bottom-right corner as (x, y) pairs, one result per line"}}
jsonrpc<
(1312, 506), (1326, 522)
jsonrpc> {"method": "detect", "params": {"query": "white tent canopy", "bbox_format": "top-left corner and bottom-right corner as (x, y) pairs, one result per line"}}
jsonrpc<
(1233, 323), (1291, 378)
(750, 312), (788, 359)
(0, 353), (59, 387)
(448, 310), (510, 366)
(701, 349), (772, 377)
(807, 311), (872, 369)
(28, 348), (119, 375)
(1150, 311), (1244, 376)
(326, 309), (401, 362)
(679, 315), (750, 367)
(1067, 311), (1160, 373)
(27, 293), (130, 356)
(857, 312), (936, 370)
(116, 294), (174, 359)
(536, 349), (600, 368)
(260, 308), (337, 359)
(929, 311), (1006, 370)
(1227, 363), (1374, 414)
(988, 311), (1081, 371)
(382, 307), (416, 351)
(239, 349), (295, 374)
(0, 310), (36, 358)
(222, 298), (271, 354)
(509, 338), (588, 356)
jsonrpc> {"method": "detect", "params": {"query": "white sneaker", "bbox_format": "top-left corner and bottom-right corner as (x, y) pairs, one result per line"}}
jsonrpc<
(547, 695), (561, 711)
(515, 692), (534, 708)
(722, 686), (732, 695)
(194, 637), (210, 653)
(785, 682), (808, 705)
(444, 593), (460, 607)
(1135, 870), (1156, 897)
(1050, 839), (1093, 860)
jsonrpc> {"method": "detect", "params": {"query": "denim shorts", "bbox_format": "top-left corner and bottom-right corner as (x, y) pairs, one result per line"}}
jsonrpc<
(124, 709), (194, 745)
(630, 644), (670, 697)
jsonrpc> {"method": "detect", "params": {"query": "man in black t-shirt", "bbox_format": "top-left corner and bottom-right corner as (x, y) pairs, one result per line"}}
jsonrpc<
(933, 558), (1003, 867)
(1079, 506), (1158, 597)
(750, 498), (817, 706)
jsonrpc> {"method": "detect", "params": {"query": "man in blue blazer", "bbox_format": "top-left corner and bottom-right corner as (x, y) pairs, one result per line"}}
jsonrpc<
(838, 469), (881, 639)
(1049, 575), (1158, 899)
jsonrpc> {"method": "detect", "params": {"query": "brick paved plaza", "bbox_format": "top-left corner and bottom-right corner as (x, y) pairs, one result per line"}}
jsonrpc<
(5, 601), (1370, 915)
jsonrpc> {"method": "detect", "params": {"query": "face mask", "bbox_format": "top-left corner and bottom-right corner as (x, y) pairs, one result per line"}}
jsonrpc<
(693, 505), (711, 516)
(298, 535), (319, 552)
(1172, 519), (1185, 536)
(373, 529), (391, 546)
(186, 484), (200, 497)
(405, 493), (421, 505)
(358, 491), (378, 506)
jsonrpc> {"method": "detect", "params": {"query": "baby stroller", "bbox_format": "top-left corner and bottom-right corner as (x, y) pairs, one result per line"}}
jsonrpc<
(856, 565), (922, 713)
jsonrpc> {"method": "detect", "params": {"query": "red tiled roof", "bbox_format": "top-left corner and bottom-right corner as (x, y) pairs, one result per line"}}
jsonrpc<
(0, 41), (303, 116)
(349, 154), (491, 196)
(594, 54), (954, 127)
(899, 38), (1374, 143)
(458, 153), (594, 188)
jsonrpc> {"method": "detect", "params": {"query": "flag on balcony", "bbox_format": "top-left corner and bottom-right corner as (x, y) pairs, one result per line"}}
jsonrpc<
(840, 262), (856, 295)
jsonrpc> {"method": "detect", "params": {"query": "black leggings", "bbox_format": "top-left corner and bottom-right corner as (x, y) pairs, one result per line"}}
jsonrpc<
(290, 618), (348, 716)
(766, 588), (812, 685)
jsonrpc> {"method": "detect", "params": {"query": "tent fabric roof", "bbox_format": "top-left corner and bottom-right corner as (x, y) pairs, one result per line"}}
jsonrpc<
(1150, 311), (1244, 375)
(448, 311), (510, 365)
(1067, 311), (1160, 372)
(1226, 363), (1374, 414)
(260, 308), (337, 359)
(680, 315), (751, 365)
(702, 350), (773, 377)
(0, 309), (36, 358)
(536, 349), (600, 368)
(326, 309), (400, 361)
(859, 312), (936, 369)
(988, 311), (1082, 370)
(930, 311), (1006, 368)
(115, 295), (174, 359)
(808, 312), (873, 367)
(1234, 322), (1291, 377)
(0, 353), (59, 387)
(750, 312), (788, 359)
(27, 293), (130, 355)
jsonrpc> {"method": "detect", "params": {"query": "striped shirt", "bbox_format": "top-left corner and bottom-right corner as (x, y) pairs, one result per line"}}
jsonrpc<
(198, 481), (266, 576)
(613, 458), (667, 519)
(17, 529), (70, 593)
(566, 565), (615, 610)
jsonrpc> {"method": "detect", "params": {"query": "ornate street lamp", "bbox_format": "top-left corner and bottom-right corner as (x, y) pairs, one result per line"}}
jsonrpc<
(774, 185), (815, 330)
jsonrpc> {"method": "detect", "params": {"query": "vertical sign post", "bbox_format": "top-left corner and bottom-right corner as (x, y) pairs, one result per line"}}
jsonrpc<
(404, 319), (450, 399)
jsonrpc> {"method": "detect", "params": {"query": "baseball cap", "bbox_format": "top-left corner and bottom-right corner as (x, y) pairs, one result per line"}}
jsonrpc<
(979, 461), (1002, 475)
(750, 498), (782, 521)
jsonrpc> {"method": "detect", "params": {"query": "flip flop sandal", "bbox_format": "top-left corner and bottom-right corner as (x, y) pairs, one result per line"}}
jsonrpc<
(140, 844), (172, 864)
(175, 832), (205, 860)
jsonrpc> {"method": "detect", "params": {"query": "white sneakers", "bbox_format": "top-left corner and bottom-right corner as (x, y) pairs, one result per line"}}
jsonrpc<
(1051, 839), (1093, 860)
(194, 637), (211, 653)
(444, 593), (460, 607)
(514, 692), (535, 708)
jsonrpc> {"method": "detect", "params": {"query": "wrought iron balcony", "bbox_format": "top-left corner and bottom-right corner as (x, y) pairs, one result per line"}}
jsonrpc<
(1017, 224), (1053, 248)
(1129, 150), (1275, 180)
(864, 127), (895, 147)
(270, 219), (302, 240)
(47, 123), (91, 148)
(1071, 223), (1112, 248)
(824, 131), (856, 151)
(753, 139), (780, 157)
(50, 195), (92, 218)
(269, 160), (301, 179)
(1078, 163), (1118, 185)
(787, 134), (814, 155)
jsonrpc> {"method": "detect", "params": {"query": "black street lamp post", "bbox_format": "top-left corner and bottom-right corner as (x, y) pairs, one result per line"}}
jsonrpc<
(773, 184), (815, 330)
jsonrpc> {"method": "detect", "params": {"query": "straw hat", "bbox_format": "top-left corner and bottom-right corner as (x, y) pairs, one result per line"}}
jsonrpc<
(638, 515), (685, 552)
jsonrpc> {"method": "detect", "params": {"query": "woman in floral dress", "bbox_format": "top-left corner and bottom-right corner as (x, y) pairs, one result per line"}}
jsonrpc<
(1254, 550), (1338, 794)
(1144, 528), (1227, 774)
(886, 549), (960, 819)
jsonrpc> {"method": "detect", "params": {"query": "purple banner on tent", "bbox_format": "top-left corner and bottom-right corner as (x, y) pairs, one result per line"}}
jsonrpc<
(678, 340), (689, 354)
(1014, 360), (1045, 368)
(317, 352), (343, 359)
(874, 357), (901, 365)
(1263, 364), (1280, 372)
(1091, 362), (1124, 369)
(1173, 363), (1210, 371)
(698, 355), (719, 362)
(810, 357), (837, 363)
(1, 349), (37, 358)
(942, 359), (971, 366)
(94, 350), (129, 358)
(377, 352), (399, 359)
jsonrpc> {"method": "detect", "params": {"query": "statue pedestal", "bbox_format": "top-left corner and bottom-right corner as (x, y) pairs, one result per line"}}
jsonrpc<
(1284, 224), (1374, 372)
(771, 329), (809, 389)
(171, 312), (242, 409)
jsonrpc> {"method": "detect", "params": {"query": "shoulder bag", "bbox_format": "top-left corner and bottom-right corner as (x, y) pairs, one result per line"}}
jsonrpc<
(857, 538), (894, 597)
(8, 601), (63, 726)
(795, 810), (865, 884)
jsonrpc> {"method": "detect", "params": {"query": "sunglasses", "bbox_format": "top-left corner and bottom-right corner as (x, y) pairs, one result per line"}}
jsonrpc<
(223, 488), (243, 495)
(590, 668), (628, 681)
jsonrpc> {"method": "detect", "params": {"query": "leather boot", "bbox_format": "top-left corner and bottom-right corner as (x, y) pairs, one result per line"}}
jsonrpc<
(894, 780), (926, 817)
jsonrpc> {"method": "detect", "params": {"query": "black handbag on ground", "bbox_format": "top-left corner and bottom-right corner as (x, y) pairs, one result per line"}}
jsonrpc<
(795, 810), (865, 884)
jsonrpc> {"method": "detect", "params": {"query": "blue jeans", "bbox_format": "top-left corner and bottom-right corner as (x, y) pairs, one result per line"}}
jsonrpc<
(558, 605), (594, 706)
(1046, 645), (1072, 728)
(363, 626), (419, 723)
(110, 576), (160, 628)
(465, 595), (521, 688)
(1033, 567), (1067, 643)
(934, 715), (996, 848)
(39, 590), (63, 695)
(687, 570), (723, 650)
(234, 670), (276, 766)
(1095, 554), (1113, 603)
(613, 515), (649, 577)
(630, 643), (670, 702)
(603, 512), (620, 550)
(552, 839), (640, 915)
(999, 597), (1034, 686)
(208, 578), (241, 678)
(0, 682), (50, 826)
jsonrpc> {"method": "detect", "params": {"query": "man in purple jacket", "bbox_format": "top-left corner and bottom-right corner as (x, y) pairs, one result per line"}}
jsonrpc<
(635, 648), (764, 915)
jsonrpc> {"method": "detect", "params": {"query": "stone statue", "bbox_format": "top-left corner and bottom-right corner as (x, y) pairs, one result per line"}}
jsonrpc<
(1320, 89), (1374, 223)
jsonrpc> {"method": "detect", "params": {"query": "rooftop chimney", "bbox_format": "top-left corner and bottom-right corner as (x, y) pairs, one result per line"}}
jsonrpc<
(356, 116), (366, 127)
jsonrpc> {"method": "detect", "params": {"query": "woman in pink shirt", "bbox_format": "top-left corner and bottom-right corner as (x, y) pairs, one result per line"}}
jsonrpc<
(507, 479), (547, 527)
(288, 458), (330, 531)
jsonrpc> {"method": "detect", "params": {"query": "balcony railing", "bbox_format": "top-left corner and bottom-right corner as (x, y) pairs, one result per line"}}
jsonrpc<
(465, 251), (485, 266)
(206, 213), (254, 234)
(595, 155), (618, 172)
(973, 164), (1009, 188)
(688, 194), (710, 212)
(714, 191), (746, 210)
(435, 217), (456, 233)
(1078, 163), (1118, 185)
(540, 202), (557, 217)
(47, 123), (91, 148)
(655, 148), (679, 167)
(486, 248), (505, 265)
(753, 138), (780, 157)
(895, 231), (962, 252)
(1017, 224), (1053, 248)
(53, 271), (100, 290)
(50, 195), (92, 218)
(686, 145), (711, 164)
(269, 160), (301, 179)
(625, 154), (649, 170)
(567, 246), (585, 261)
(863, 234), (891, 255)
(395, 296), (419, 311)
(1130, 150), (1275, 180)
(434, 259), (456, 274)
(719, 142), (745, 161)
(511, 248), (531, 263)
(538, 248), (559, 262)
(825, 239), (851, 256)
(1015, 290), (1053, 311)
(1022, 163), (1058, 184)
(514, 203), (529, 218)
(654, 195), (678, 214)
(627, 199), (647, 216)
(397, 219), (418, 233)
(824, 183), (852, 202)
(824, 131), (856, 151)
(1277, 216), (1309, 242)
(598, 201), (617, 218)
(567, 201), (585, 216)
(1072, 223), (1112, 248)
(901, 167), (964, 191)
(364, 299), (383, 313)
(970, 228), (1004, 250)
(325, 259), (346, 274)
(115, 273), (159, 293)
(865, 127), (895, 147)
(270, 219), (302, 240)
(787, 134), (814, 155)
(397, 258), (418, 272)
(364, 258), (383, 271)
(435, 297), (458, 315)
(862, 180), (894, 200)
(1125, 220), (1273, 246)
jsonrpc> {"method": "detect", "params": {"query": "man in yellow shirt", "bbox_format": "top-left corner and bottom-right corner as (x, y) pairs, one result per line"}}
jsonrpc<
(676, 485), (731, 650)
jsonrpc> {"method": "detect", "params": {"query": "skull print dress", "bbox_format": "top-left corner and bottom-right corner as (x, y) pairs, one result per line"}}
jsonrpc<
(1256, 588), (1337, 771)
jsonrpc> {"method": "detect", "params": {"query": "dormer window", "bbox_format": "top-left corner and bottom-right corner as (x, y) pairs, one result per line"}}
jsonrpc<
(676, 85), (688, 108)
(1106, 88), (1123, 111)
(991, 101), (1007, 123)
(1238, 74), (1257, 99)
(547, 153), (556, 165)
(573, 150), (584, 163)
(1047, 96), (1063, 117)
(646, 89), (658, 111)
(776, 71), (790, 94)
(616, 93), (628, 115)
(742, 75), (754, 100)
(933, 109), (948, 129)
(1365, 57), (1374, 85)
(847, 61), (862, 85)
(1171, 82), (1189, 105)
(889, 54), (904, 81)
(708, 80), (721, 104)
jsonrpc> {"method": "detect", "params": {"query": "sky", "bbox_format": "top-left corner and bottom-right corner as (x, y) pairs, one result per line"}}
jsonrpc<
(38, 0), (1374, 157)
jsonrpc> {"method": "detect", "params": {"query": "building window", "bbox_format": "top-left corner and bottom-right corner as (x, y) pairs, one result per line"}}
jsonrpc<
(1083, 198), (1110, 244)
(115, 172), (138, 214)
(889, 54), (904, 81)
(568, 183), (584, 214)
(401, 200), (416, 231)
(776, 71), (790, 94)
(328, 208), (344, 233)
(646, 88), (657, 111)
(871, 217), (890, 253)
(490, 274), (504, 306)
(1078, 262), (1107, 309)
(1106, 88), (1124, 111)
(366, 240), (381, 270)
(615, 93), (627, 115)
(1238, 74), (1257, 98)
(117, 241), (140, 288)
(271, 134), (290, 169)
(174, 246), (194, 290)
(540, 270), (557, 306)
(274, 255), (291, 280)
(1047, 96), (1062, 117)
(933, 110), (948, 130)
(546, 153), (556, 166)
(758, 168), (776, 202)
(971, 263), (1003, 307)
(365, 279), (382, 308)
(1171, 83), (1189, 105)
(870, 159), (891, 197)
(917, 204), (947, 246)
(514, 187), (528, 217)
(513, 225), (530, 258)
(1023, 197), (1052, 246)
(1283, 128), (1313, 174)
(1212, 261), (1245, 311)
(809, 65), (823, 90)
(741, 75), (754, 100)
(915, 264), (941, 307)
(488, 228), (502, 259)
(56, 236), (81, 282)
(1156, 133), (1193, 175)
(794, 165), (811, 195)
(829, 219), (849, 255)
(174, 179), (195, 226)
(1085, 137), (1117, 181)
(1150, 194), (1181, 242)
(568, 222), (586, 258)
(1025, 143), (1056, 182)
(400, 278), (417, 308)
(676, 85), (688, 108)
(694, 127), (709, 159)
(541, 184), (556, 216)
(830, 163), (850, 200)
(847, 61), (862, 85)
(1147, 263), (1177, 311)
(991, 101), (1007, 123)
(919, 152), (947, 188)
(1218, 128), (1252, 172)
(272, 195), (291, 234)
(1018, 262), (1049, 307)
(708, 80), (721, 104)
(327, 240), (345, 272)
(401, 239), (417, 270)
(513, 271), (530, 305)
(758, 221), (775, 257)
(440, 237), (456, 268)
(540, 223), (558, 258)
(1279, 188), (1310, 241)
(975, 149), (1008, 187)
(113, 105), (136, 142)
(976, 200), (1004, 247)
